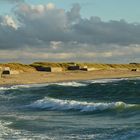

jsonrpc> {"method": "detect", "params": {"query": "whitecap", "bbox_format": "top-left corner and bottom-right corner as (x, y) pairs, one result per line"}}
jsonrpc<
(28, 97), (137, 112)
(0, 81), (87, 92)
(0, 120), (21, 138)
(0, 84), (48, 92)
(52, 81), (87, 87)
(87, 78), (128, 84)
(0, 85), (29, 91)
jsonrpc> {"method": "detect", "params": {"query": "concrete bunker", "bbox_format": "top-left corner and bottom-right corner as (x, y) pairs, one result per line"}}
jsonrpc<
(1, 67), (11, 77)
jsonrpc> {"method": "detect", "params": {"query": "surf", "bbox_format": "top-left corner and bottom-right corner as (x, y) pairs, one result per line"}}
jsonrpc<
(28, 97), (139, 112)
(86, 78), (129, 84)
(0, 81), (87, 92)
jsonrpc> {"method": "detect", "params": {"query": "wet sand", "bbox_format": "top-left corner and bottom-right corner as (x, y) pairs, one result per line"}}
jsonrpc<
(0, 70), (140, 86)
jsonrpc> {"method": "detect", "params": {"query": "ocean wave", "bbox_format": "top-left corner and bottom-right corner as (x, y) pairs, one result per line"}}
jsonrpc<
(0, 81), (87, 90)
(0, 84), (50, 92)
(0, 120), (54, 140)
(28, 97), (138, 112)
(0, 85), (31, 91)
(87, 78), (128, 84)
(0, 81), (87, 92)
(0, 77), (138, 92)
(62, 134), (99, 140)
(0, 120), (21, 138)
(113, 130), (140, 140)
(52, 81), (87, 87)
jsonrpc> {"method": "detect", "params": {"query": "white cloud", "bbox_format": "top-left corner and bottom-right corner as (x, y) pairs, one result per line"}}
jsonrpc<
(0, 3), (140, 63)
(50, 41), (62, 50)
(1, 15), (18, 29)
(31, 5), (45, 13)
(46, 3), (55, 10)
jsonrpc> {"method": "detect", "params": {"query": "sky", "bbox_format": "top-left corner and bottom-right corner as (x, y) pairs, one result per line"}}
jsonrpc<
(0, 0), (140, 63)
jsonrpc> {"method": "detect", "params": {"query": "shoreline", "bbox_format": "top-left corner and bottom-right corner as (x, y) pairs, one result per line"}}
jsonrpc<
(0, 70), (140, 86)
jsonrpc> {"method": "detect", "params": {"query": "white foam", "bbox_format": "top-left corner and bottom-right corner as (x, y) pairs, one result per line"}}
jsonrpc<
(52, 81), (87, 87)
(28, 97), (137, 112)
(0, 120), (54, 140)
(0, 77), (131, 92)
(0, 87), (13, 91)
(0, 85), (30, 91)
(0, 120), (21, 138)
(87, 78), (128, 84)
(62, 134), (99, 140)
(0, 81), (87, 92)
(0, 84), (50, 92)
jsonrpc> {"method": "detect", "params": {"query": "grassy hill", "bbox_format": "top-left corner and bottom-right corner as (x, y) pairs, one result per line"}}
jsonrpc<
(0, 63), (36, 72)
(0, 62), (140, 72)
(30, 62), (140, 71)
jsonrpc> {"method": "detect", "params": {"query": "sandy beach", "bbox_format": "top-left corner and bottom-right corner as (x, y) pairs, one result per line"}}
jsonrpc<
(0, 70), (140, 86)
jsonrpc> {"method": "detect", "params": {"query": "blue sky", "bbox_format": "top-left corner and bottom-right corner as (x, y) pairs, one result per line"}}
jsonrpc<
(0, 0), (140, 63)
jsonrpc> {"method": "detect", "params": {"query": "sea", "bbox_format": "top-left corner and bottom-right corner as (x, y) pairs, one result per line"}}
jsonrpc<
(0, 78), (140, 140)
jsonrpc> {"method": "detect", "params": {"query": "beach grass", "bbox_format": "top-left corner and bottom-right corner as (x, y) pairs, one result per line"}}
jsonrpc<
(0, 62), (140, 72)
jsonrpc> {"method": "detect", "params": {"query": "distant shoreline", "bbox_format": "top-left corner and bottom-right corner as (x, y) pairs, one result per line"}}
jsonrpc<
(0, 70), (140, 86)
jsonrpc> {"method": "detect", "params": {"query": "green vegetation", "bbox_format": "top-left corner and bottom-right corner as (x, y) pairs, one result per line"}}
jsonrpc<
(0, 62), (140, 72)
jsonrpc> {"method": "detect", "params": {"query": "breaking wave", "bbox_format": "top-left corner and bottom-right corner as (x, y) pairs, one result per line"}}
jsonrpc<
(0, 84), (50, 92)
(52, 81), (87, 87)
(0, 77), (136, 92)
(0, 85), (31, 91)
(87, 78), (128, 84)
(0, 81), (87, 92)
(0, 120), (26, 139)
(28, 97), (138, 112)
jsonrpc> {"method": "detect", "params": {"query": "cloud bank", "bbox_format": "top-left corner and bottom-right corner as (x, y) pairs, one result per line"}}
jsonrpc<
(0, 3), (140, 63)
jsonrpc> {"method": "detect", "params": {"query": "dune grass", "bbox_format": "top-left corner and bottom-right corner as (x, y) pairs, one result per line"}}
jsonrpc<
(0, 63), (36, 72)
(30, 62), (140, 71)
(0, 62), (140, 72)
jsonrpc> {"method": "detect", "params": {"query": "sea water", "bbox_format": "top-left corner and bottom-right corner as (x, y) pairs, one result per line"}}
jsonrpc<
(0, 78), (140, 140)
